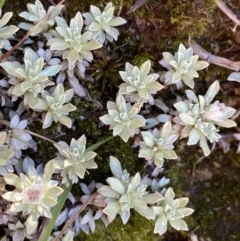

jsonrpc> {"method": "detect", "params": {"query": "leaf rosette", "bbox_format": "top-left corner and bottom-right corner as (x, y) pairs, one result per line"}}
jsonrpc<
(83, 2), (126, 44)
(174, 81), (236, 156)
(47, 12), (102, 72)
(53, 135), (97, 187)
(159, 43), (209, 89)
(139, 121), (178, 168)
(99, 94), (146, 142)
(119, 60), (163, 104)
(98, 156), (163, 224)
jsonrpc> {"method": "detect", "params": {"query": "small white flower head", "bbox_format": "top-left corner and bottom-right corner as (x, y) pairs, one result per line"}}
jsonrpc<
(40, 83), (76, 129)
(100, 94), (146, 142)
(119, 60), (163, 104)
(19, 0), (64, 37)
(83, 2), (127, 44)
(153, 187), (194, 235)
(2, 161), (63, 234)
(0, 9), (19, 50)
(159, 43), (209, 89)
(53, 135), (97, 187)
(47, 12), (102, 68)
(173, 81), (236, 156)
(5, 114), (35, 158)
(98, 156), (163, 224)
(139, 122), (178, 168)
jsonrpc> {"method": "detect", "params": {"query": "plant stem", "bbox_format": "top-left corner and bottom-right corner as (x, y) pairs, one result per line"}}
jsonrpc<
(214, 0), (240, 32)
(189, 40), (240, 71)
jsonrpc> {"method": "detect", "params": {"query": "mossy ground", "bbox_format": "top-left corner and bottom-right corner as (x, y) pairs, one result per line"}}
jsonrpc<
(3, 0), (240, 240)
(167, 146), (240, 241)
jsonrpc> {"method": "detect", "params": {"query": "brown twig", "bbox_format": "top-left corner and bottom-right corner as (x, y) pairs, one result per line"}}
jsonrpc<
(47, 0), (56, 6)
(189, 40), (240, 71)
(52, 192), (98, 241)
(0, 0), (65, 63)
(214, 0), (240, 32)
(192, 156), (205, 177)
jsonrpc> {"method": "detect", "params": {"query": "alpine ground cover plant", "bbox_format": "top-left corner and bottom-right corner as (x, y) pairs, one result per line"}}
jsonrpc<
(0, 0), (239, 240)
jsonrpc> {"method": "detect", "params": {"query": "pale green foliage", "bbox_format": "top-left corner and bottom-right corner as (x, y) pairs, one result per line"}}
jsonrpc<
(0, 48), (61, 107)
(83, 2), (127, 44)
(2, 161), (63, 235)
(153, 187), (194, 235)
(138, 121), (178, 168)
(159, 43), (209, 89)
(19, 0), (64, 37)
(47, 12), (102, 70)
(100, 94), (146, 142)
(119, 60), (163, 103)
(0, 9), (18, 49)
(0, 132), (15, 175)
(98, 156), (163, 224)
(53, 135), (97, 187)
(39, 83), (76, 129)
(174, 80), (236, 156)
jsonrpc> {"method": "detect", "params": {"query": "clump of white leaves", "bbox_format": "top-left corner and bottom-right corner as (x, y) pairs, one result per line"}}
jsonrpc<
(83, 2), (127, 44)
(98, 156), (163, 224)
(47, 12), (102, 73)
(19, 0), (64, 37)
(119, 60), (163, 104)
(53, 135), (97, 187)
(139, 121), (178, 168)
(2, 161), (63, 234)
(99, 94), (146, 142)
(0, 48), (61, 107)
(153, 187), (194, 235)
(159, 43), (209, 89)
(173, 80), (236, 156)
(39, 83), (76, 128)
(2, 0), (239, 239)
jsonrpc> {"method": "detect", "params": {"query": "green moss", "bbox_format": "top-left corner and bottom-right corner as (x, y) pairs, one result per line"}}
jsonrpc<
(163, 0), (215, 38)
(76, 211), (160, 241)
(167, 146), (240, 241)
